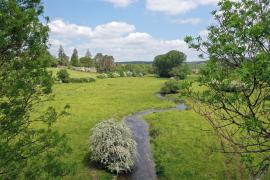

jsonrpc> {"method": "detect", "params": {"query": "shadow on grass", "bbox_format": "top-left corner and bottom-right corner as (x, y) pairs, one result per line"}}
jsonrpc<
(83, 152), (105, 171)
(83, 152), (133, 180)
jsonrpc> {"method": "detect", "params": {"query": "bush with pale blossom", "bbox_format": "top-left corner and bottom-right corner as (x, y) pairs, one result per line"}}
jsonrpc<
(89, 120), (137, 174)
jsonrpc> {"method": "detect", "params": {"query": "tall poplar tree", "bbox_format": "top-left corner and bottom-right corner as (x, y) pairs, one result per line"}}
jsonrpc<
(85, 49), (92, 58)
(70, 48), (79, 66)
(58, 45), (69, 66)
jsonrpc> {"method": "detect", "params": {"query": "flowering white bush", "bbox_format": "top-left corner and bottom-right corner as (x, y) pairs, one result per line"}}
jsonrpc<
(89, 120), (137, 174)
(97, 71), (144, 79)
(209, 79), (249, 92)
(97, 73), (108, 79)
(126, 71), (133, 77)
(111, 72), (120, 78)
(120, 71), (127, 77)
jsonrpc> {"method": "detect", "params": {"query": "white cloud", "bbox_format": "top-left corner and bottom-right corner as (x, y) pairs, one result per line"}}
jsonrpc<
(49, 19), (134, 39)
(103, 0), (135, 7)
(49, 19), (93, 38)
(146, 0), (218, 15)
(171, 18), (202, 25)
(93, 21), (135, 38)
(48, 19), (200, 61)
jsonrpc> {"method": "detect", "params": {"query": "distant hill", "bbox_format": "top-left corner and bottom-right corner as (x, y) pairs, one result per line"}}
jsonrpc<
(186, 61), (207, 69)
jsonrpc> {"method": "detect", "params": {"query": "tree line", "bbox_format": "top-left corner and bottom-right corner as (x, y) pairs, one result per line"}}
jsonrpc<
(47, 46), (191, 78)
(48, 46), (156, 75)
(51, 46), (115, 72)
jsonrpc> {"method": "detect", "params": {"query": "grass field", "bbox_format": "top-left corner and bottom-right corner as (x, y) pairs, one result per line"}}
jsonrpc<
(49, 67), (98, 78)
(42, 68), (254, 179)
(145, 110), (247, 180)
(44, 68), (174, 179)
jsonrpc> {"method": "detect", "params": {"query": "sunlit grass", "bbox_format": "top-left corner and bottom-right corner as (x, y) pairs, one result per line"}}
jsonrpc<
(39, 69), (256, 179)
(48, 67), (98, 79)
(145, 110), (247, 180)
(42, 69), (174, 179)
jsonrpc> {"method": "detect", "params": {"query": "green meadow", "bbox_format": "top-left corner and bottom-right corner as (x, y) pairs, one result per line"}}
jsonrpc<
(3, 1), (269, 179)
(145, 110), (246, 180)
(40, 68), (251, 179)
(45, 68), (174, 179)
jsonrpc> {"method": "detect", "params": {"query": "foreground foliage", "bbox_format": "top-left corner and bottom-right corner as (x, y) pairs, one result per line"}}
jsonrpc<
(89, 120), (137, 174)
(0, 0), (72, 178)
(185, 0), (270, 178)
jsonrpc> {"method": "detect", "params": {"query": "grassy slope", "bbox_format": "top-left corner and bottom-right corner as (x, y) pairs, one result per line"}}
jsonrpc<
(44, 68), (174, 179)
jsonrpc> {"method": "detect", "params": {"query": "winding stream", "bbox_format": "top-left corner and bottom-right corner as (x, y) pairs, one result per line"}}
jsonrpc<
(123, 93), (187, 180)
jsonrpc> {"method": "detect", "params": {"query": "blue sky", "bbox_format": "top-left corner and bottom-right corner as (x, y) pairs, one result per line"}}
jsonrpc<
(43, 0), (218, 62)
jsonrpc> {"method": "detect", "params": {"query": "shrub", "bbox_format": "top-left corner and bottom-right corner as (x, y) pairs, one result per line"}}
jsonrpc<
(160, 79), (181, 95)
(138, 73), (144, 77)
(169, 64), (191, 80)
(97, 73), (108, 79)
(110, 72), (120, 78)
(57, 69), (70, 83)
(69, 77), (95, 83)
(132, 72), (138, 77)
(210, 79), (249, 92)
(97, 71), (143, 79)
(119, 71), (127, 77)
(126, 71), (133, 77)
(89, 120), (137, 174)
(107, 73), (113, 78)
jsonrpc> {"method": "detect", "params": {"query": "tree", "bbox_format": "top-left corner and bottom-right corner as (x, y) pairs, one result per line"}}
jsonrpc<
(95, 53), (103, 61)
(169, 64), (191, 80)
(153, 50), (187, 77)
(85, 49), (92, 58)
(0, 0), (72, 178)
(39, 50), (58, 67)
(79, 57), (93, 67)
(70, 48), (79, 67)
(57, 69), (70, 83)
(78, 49), (94, 67)
(95, 53), (115, 72)
(58, 45), (69, 66)
(184, 0), (270, 179)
